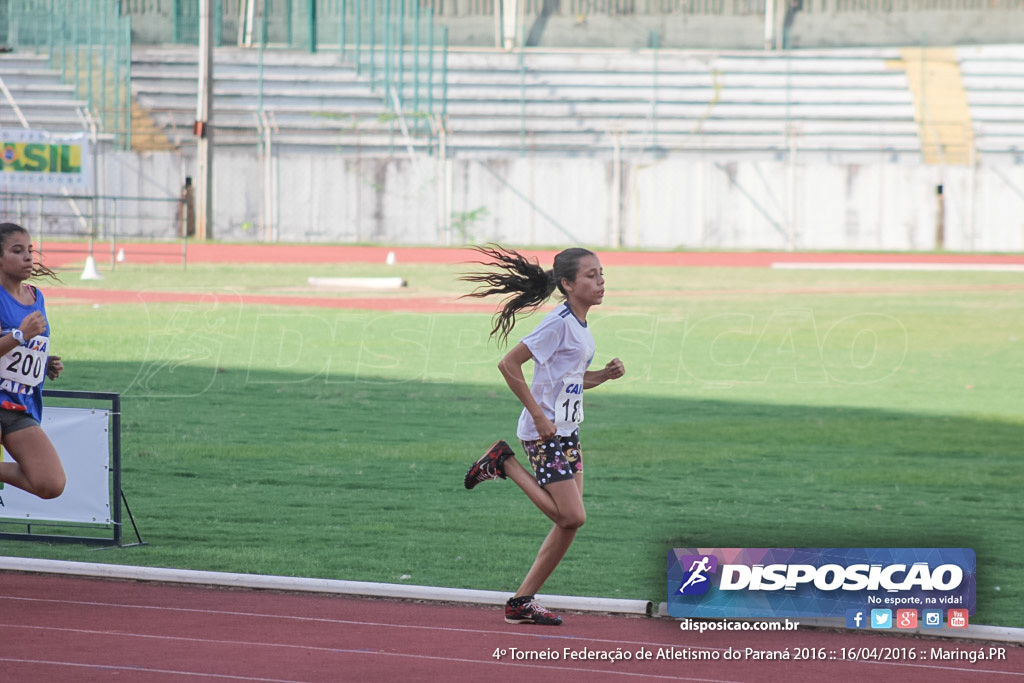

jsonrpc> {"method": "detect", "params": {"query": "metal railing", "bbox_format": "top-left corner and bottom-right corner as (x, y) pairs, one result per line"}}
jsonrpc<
(339, 0), (448, 131)
(0, 190), (187, 267)
(3, 0), (133, 149)
(165, 1), (449, 141)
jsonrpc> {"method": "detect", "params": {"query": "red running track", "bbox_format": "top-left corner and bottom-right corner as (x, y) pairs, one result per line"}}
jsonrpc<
(36, 241), (1024, 270)
(36, 242), (1024, 314)
(1, 572), (1021, 682)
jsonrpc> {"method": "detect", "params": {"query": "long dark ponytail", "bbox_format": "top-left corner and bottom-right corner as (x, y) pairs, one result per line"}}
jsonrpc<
(461, 244), (595, 345)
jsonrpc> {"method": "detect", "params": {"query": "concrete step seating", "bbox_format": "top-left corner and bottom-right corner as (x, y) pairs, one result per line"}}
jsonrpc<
(959, 45), (1024, 156)
(0, 53), (90, 131)
(13, 43), (1024, 160)
(441, 47), (921, 156)
(446, 48), (917, 155)
(129, 45), (924, 157)
(131, 46), (425, 149)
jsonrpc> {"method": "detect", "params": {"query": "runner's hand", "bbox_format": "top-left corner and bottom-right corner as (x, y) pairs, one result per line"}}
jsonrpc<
(603, 358), (625, 380)
(46, 356), (63, 380)
(533, 414), (557, 441)
(19, 311), (47, 339)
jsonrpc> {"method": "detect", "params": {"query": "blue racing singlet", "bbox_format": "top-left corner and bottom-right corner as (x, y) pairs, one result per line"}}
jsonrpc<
(0, 285), (50, 422)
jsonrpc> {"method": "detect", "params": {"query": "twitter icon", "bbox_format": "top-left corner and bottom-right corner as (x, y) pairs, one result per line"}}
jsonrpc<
(870, 609), (893, 629)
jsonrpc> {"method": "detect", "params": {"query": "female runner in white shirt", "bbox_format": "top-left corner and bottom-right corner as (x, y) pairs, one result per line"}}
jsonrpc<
(463, 245), (625, 625)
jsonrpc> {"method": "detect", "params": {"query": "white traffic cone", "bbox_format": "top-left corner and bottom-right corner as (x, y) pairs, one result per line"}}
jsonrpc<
(80, 255), (103, 280)
(385, 250), (396, 265)
(116, 248), (125, 262)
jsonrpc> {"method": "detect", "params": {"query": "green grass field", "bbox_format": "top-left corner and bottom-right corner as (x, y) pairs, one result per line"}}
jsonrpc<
(1, 258), (1021, 627)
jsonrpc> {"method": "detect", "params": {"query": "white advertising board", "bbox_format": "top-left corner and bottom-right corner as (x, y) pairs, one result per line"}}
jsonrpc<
(0, 407), (111, 525)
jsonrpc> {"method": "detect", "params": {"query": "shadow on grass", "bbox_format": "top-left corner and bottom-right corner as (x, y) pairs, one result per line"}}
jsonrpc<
(16, 361), (1024, 627)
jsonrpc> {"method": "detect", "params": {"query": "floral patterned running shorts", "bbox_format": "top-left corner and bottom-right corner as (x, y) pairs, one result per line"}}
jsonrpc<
(520, 430), (583, 487)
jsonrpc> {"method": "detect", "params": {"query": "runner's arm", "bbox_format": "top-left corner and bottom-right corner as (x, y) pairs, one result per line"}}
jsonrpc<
(583, 357), (625, 389)
(498, 342), (556, 440)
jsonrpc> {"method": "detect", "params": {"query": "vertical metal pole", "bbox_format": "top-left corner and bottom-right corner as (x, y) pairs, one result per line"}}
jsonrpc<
(518, 39), (525, 156)
(764, 0), (777, 50)
(173, 0), (182, 44)
(100, 0), (108, 131)
(111, 197), (118, 268)
(111, 394), (122, 547)
(307, 0), (317, 53)
(86, 0), (94, 108)
(494, 0), (501, 49)
(398, 0), (406, 108)
(340, 0), (347, 59)
(427, 11), (434, 120)
(47, 0), (55, 70)
(442, 28), (447, 124)
(369, 0), (376, 88)
(287, 0), (294, 46)
(785, 45), (796, 251)
(90, 117), (99, 245)
(258, 16), (265, 111)
(612, 131), (622, 248)
(651, 30), (659, 151)
(73, 1), (80, 95)
(355, 0), (363, 75)
(57, 0), (66, 77)
(36, 197), (44, 257)
(215, 0), (224, 47)
(787, 128), (797, 251)
(124, 16), (132, 150)
(196, 0), (215, 239)
(413, 0), (420, 124)
(384, 0), (392, 103)
(440, 127), (451, 244)
(968, 141), (977, 251)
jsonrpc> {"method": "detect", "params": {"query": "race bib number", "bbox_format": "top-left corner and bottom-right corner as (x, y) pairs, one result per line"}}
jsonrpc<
(554, 376), (584, 432)
(0, 335), (48, 388)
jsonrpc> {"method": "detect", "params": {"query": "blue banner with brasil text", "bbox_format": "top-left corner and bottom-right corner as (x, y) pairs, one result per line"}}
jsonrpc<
(667, 548), (975, 619)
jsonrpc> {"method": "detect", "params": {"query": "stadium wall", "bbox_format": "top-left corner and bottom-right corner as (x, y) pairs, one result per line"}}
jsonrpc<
(117, 2), (1024, 50)
(98, 147), (1024, 251)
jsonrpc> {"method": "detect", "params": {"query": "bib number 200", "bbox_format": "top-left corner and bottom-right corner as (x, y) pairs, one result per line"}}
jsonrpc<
(0, 348), (46, 387)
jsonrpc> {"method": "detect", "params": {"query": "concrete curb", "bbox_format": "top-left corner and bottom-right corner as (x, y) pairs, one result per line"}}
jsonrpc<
(0, 557), (652, 616)
(5, 556), (1019, 643)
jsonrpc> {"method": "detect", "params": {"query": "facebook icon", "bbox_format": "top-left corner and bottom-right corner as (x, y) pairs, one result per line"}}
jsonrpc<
(846, 609), (867, 629)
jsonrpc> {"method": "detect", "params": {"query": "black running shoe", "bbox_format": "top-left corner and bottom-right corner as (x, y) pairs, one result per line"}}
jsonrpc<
(505, 596), (563, 626)
(464, 440), (514, 489)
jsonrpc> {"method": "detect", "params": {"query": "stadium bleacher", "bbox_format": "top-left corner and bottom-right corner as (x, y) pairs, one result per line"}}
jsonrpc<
(0, 53), (90, 133)
(7, 42), (1024, 164)
(443, 47), (921, 158)
(130, 46), (416, 152)
(959, 44), (1024, 160)
(126, 45), (929, 161)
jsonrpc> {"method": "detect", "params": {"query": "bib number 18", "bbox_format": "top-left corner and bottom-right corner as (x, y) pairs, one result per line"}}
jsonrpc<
(554, 377), (584, 431)
(560, 398), (581, 423)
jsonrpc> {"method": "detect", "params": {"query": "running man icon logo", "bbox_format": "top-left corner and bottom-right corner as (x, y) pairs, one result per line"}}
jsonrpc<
(676, 555), (718, 596)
